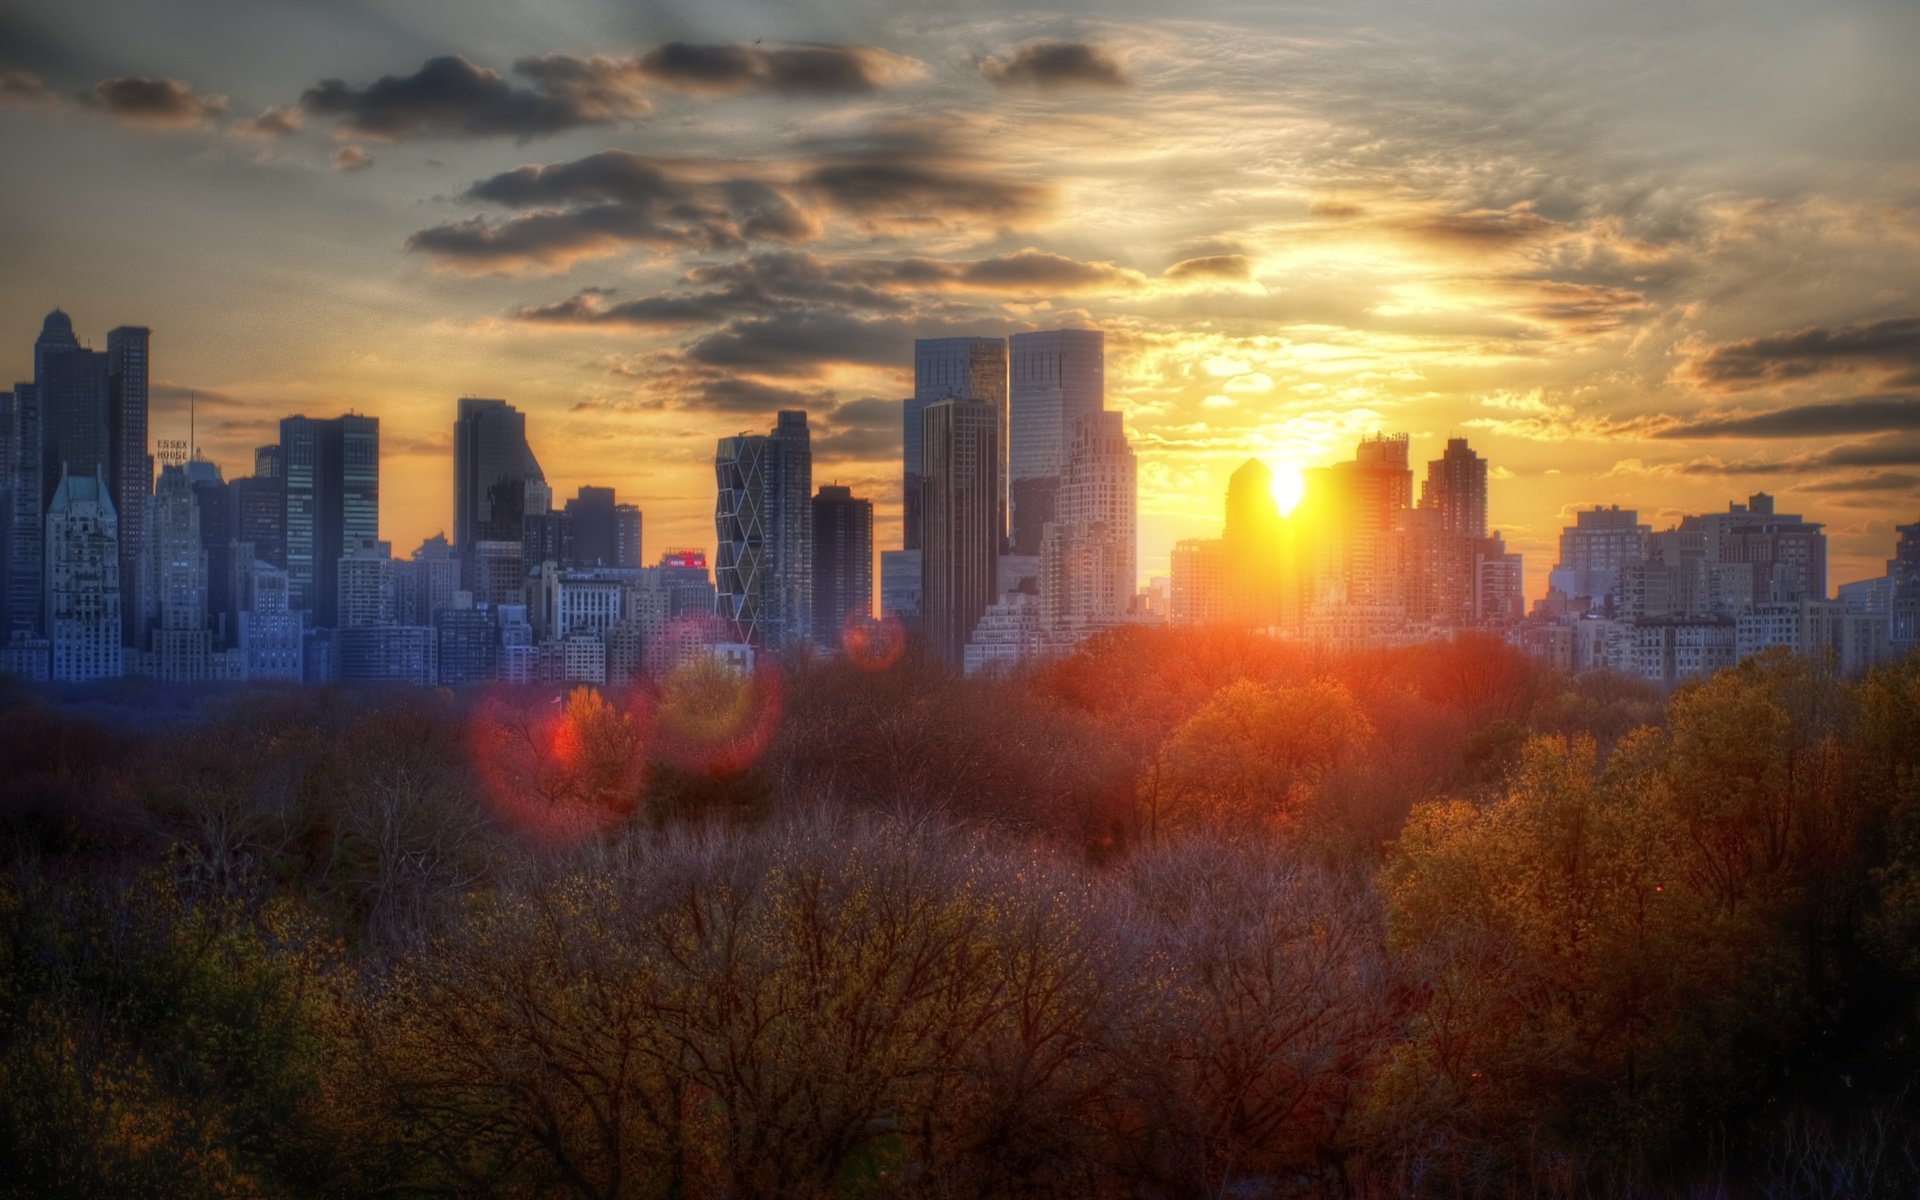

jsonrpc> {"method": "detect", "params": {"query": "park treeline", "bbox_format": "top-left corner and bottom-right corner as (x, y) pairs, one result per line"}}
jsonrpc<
(1, 632), (1918, 1198)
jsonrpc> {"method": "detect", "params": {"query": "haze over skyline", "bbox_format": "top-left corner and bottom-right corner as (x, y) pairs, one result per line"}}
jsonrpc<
(4, 0), (1917, 596)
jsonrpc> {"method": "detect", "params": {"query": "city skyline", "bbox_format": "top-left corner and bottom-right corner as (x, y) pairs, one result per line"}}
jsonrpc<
(3, 0), (1917, 598)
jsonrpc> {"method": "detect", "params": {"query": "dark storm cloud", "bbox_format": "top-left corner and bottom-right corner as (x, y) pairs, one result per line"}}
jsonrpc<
(798, 156), (1050, 225)
(232, 104), (301, 138)
(1689, 316), (1920, 390)
(410, 149), (1049, 273)
(1795, 472), (1920, 494)
(634, 42), (913, 97)
(512, 248), (1141, 328)
(464, 150), (688, 207)
(517, 290), (742, 328)
(1164, 254), (1251, 281)
(979, 41), (1128, 90)
(77, 77), (227, 128)
(686, 310), (914, 375)
(0, 70), (58, 107)
(406, 206), (734, 272)
(1653, 395), (1920, 439)
(301, 54), (645, 141)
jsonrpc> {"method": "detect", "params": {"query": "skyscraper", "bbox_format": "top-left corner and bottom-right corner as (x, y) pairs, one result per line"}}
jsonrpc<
(40, 338), (110, 505)
(1042, 412), (1137, 628)
(1420, 437), (1488, 539)
(715, 410), (812, 649)
(921, 398), (999, 665)
(149, 463), (224, 681)
(106, 326), (151, 648)
(1008, 329), (1103, 555)
(45, 470), (121, 682)
(913, 338), (1008, 552)
(812, 484), (873, 645)
(453, 397), (545, 580)
(280, 413), (379, 628)
(5, 383), (43, 638)
(1890, 518), (1919, 650)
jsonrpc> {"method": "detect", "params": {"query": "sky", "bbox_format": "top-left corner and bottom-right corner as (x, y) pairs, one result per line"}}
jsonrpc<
(2, 0), (1917, 598)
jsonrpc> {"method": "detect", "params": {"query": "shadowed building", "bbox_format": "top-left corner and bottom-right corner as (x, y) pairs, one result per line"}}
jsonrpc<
(279, 413), (379, 628)
(46, 470), (121, 681)
(453, 397), (545, 583)
(921, 398), (999, 666)
(812, 484), (873, 646)
(913, 338), (1008, 552)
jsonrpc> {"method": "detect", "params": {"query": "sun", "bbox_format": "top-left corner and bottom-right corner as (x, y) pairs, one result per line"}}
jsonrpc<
(1269, 462), (1304, 516)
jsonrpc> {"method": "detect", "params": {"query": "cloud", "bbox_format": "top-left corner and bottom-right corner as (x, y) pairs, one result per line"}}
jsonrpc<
(1408, 205), (1558, 246)
(1309, 199), (1365, 218)
(798, 155), (1050, 228)
(331, 144), (372, 172)
(232, 104), (302, 139)
(686, 310), (914, 376)
(0, 70), (58, 108)
(301, 54), (645, 141)
(979, 41), (1128, 90)
(634, 42), (918, 97)
(77, 77), (227, 129)
(1164, 254), (1251, 282)
(408, 148), (1049, 273)
(512, 248), (1142, 327)
(1795, 472), (1920, 495)
(1687, 316), (1920, 390)
(1653, 395), (1920, 439)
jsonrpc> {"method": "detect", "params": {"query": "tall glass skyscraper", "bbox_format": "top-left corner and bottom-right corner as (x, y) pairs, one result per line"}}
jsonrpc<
(1008, 329), (1103, 555)
(811, 484), (873, 645)
(911, 338), (1007, 552)
(715, 410), (812, 650)
(452, 397), (545, 575)
(280, 413), (379, 628)
(107, 326), (150, 648)
(921, 398), (999, 666)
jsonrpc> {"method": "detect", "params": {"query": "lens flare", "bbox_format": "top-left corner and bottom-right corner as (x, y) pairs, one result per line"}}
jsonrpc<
(653, 657), (783, 777)
(469, 684), (652, 846)
(841, 612), (906, 671)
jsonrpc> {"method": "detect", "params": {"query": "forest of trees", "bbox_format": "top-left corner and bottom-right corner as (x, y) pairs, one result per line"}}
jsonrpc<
(1, 632), (1918, 1198)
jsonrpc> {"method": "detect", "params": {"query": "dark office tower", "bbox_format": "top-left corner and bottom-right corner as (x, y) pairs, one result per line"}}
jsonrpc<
(40, 343), (110, 505)
(812, 484), (873, 645)
(189, 461), (232, 643)
(107, 327), (151, 648)
(254, 444), (280, 479)
(279, 414), (379, 627)
(565, 485), (617, 566)
(6, 384), (43, 637)
(1420, 437), (1488, 539)
(614, 503), (642, 568)
(1008, 329), (1102, 555)
(921, 398), (999, 666)
(913, 338), (1008, 552)
(33, 309), (78, 380)
(714, 411), (812, 649)
(453, 397), (544, 573)
(230, 474), (285, 569)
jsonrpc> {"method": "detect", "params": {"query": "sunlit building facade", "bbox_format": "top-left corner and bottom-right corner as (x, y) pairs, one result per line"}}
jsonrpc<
(1009, 329), (1103, 555)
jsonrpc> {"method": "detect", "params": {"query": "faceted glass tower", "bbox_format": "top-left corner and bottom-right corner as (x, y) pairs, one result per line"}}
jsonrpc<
(715, 411), (812, 650)
(453, 397), (545, 576)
